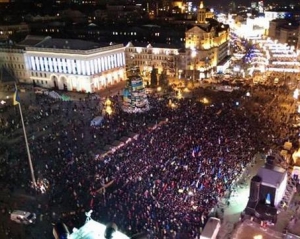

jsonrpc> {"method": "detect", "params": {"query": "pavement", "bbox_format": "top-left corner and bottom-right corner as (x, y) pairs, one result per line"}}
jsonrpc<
(217, 154), (265, 239)
(217, 154), (300, 239)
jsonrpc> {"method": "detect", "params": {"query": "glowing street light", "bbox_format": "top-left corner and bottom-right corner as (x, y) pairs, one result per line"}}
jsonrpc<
(104, 98), (113, 116)
(177, 90), (183, 99)
(202, 97), (209, 104)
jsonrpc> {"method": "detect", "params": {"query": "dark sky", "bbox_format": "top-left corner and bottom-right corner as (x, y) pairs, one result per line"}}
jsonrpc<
(207, 0), (297, 7)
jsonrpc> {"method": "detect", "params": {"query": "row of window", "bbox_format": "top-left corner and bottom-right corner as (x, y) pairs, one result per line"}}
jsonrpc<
(127, 48), (178, 55)
(1, 56), (20, 61)
(112, 32), (137, 36)
(14, 71), (26, 78)
(33, 79), (48, 85)
(31, 72), (47, 78)
(41, 29), (60, 33)
(131, 55), (174, 60)
(2, 63), (24, 70)
(29, 53), (125, 75)
(133, 61), (173, 67)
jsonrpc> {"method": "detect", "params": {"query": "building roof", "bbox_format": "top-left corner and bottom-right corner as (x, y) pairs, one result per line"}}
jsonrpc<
(201, 217), (220, 238)
(35, 38), (113, 50)
(257, 165), (286, 188)
(17, 35), (119, 51)
(17, 35), (50, 47)
(126, 41), (182, 49)
(69, 219), (129, 239)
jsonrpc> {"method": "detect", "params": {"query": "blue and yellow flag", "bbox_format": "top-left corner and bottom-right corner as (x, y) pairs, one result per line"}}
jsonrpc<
(13, 88), (20, 105)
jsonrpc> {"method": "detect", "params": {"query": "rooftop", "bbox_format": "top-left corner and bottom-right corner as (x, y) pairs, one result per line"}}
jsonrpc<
(69, 219), (129, 239)
(17, 35), (119, 51)
(257, 165), (286, 188)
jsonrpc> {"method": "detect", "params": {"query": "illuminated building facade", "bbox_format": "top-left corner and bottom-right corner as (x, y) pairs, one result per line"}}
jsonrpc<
(197, 1), (214, 24)
(0, 35), (126, 93)
(230, 13), (269, 40)
(171, 0), (185, 13)
(185, 1), (229, 78)
(125, 42), (180, 80)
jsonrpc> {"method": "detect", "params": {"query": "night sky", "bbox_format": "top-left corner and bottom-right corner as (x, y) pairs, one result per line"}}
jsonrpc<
(207, 0), (297, 7)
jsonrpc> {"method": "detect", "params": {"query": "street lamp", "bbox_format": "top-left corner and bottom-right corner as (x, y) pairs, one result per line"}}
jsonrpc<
(104, 98), (113, 116)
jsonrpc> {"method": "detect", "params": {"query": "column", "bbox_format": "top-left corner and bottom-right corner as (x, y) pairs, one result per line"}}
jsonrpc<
(35, 57), (40, 71)
(107, 56), (111, 70)
(98, 58), (101, 73)
(49, 58), (53, 72)
(67, 59), (72, 74)
(53, 58), (57, 72)
(76, 60), (81, 75)
(111, 55), (115, 68)
(114, 54), (117, 67)
(86, 60), (90, 75)
(94, 59), (98, 74)
(90, 59), (94, 75)
(122, 52), (125, 66)
(44, 58), (49, 71)
(57, 58), (62, 73)
(30, 56), (36, 71)
(71, 60), (76, 74)
(62, 58), (67, 74)
(117, 53), (121, 67)
(81, 60), (86, 75)
(40, 57), (45, 71)
(103, 56), (108, 71)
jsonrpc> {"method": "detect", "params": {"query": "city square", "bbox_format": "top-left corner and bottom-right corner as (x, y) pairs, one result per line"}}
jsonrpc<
(1, 0), (300, 239)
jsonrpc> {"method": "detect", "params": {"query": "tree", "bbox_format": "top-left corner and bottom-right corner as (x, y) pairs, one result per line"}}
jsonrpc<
(150, 66), (158, 87)
(159, 69), (168, 87)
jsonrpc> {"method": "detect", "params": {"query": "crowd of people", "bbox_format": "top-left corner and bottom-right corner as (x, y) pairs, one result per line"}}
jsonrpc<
(0, 80), (297, 238)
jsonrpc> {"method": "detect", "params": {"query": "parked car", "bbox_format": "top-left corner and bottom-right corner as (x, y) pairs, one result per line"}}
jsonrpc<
(10, 210), (36, 225)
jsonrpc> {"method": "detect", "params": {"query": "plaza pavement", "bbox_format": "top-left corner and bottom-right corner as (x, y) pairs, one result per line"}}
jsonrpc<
(217, 153), (300, 239)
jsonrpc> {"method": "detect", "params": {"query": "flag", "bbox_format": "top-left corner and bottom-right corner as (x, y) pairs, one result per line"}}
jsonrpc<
(13, 88), (20, 105)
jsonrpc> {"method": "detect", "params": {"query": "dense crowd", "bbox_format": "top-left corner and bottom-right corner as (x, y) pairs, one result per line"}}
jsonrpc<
(0, 81), (296, 239)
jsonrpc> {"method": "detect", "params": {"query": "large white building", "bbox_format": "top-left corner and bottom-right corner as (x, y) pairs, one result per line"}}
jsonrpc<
(0, 35), (126, 93)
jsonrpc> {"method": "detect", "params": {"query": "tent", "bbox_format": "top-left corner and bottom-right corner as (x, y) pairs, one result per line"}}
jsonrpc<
(90, 116), (104, 126)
